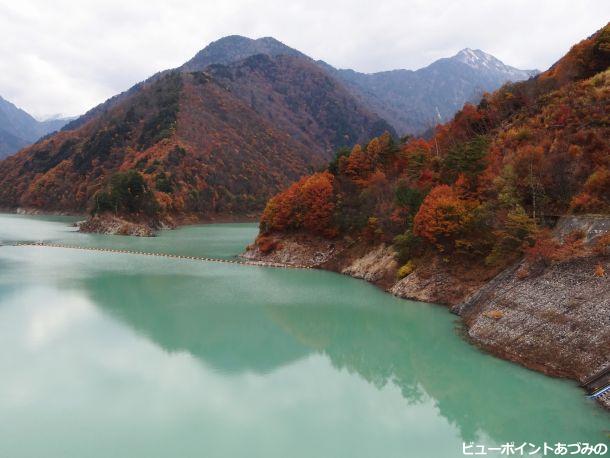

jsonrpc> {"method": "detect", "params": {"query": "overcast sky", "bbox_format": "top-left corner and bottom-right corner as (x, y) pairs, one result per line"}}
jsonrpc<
(0, 0), (608, 119)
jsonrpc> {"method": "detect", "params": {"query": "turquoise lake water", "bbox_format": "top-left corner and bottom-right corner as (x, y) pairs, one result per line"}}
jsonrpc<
(0, 213), (607, 457)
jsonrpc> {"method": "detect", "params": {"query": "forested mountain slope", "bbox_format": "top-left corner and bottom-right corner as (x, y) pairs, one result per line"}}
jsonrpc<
(0, 50), (392, 222)
(253, 23), (610, 288)
(246, 25), (610, 407)
(0, 72), (318, 219)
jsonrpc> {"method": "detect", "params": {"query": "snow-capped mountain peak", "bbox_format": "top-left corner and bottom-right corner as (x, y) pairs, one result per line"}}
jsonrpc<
(453, 48), (538, 80)
(456, 48), (507, 70)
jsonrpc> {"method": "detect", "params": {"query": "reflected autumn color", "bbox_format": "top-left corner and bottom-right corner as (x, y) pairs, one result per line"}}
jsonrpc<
(0, 215), (607, 458)
(81, 266), (609, 447)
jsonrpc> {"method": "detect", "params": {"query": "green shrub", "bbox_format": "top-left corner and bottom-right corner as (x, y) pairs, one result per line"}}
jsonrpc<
(155, 172), (173, 193)
(328, 147), (351, 175)
(395, 183), (423, 210)
(486, 206), (537, 265)
(393, 229), (423, 264)
(441, 135), (489, 183)
(92, 170), (158, 217)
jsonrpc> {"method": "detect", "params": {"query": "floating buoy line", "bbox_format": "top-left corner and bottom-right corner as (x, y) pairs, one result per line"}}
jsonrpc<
(12, 242), (312, 270)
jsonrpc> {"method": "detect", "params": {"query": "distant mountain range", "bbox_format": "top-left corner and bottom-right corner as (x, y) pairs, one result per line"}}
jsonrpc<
(0, 35), (537, 220)
(0, 96), (73, 158)
(320, 47), (538, 134)
(65, 35), (393, 157)
(65, 35), (537, 141)
(181, 35), (538, 135)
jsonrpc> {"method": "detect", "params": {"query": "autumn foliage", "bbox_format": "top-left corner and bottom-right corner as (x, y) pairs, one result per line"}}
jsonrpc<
(0, 71), (327, 219)
(413, 185), (471, 249)
(258, 23), (610, 270)
(524, 229), (586, 266)
(0, 52), (396, 222)
(260, 172), (336, 236)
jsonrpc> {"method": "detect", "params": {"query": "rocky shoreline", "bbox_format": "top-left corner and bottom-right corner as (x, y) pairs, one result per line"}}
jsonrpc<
(77, 215), (162, 237)
(1, 208), (261, 236)
(242, 234), (496, 305)
(76, 212), (262, 236)
(243, 216), (610, 410)
(455, 255), (610, 410)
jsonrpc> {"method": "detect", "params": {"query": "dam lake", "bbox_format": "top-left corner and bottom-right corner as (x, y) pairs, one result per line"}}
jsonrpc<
(0, 213), (607, 457)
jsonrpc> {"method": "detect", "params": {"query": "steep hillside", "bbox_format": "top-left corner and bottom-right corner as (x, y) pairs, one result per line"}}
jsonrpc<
(455, 215), (610, 410)
(0, 71), (321, 221)
(0, 52), (393, 224)
(0, 96), (72, 158)
(0, 127), (25, 159)
(252, 23), (610, 288)
(206, 54), (393, 155)
(246, 23), (610, 407)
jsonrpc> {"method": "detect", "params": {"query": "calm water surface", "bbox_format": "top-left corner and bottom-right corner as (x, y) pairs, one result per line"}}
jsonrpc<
(0, 213), (607, 457)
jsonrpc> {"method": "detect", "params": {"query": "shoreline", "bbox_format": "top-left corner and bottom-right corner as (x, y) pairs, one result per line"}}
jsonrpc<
(0, 208), (259, 229)
(242, 229), (610, 411)
(4, 209), (608, 410)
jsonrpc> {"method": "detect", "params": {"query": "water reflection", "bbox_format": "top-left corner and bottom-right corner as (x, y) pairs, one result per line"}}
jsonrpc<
(0, 215), (607, 458)
(84, 272), (311, 374)
(76, 264), (609, 448)
(0, 266), (462, 458)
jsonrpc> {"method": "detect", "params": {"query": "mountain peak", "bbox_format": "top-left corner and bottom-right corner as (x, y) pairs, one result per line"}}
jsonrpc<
(450, 48), (539, 80)
(454, 48), (503, 68)
(255, 36), (286, 45)
(207, 34), (254, 46)
(180, 35), (304, 72)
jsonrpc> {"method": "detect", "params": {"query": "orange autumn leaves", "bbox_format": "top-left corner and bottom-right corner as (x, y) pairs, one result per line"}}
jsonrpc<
(340, 137), (383, 185)
(259, 22), (610, 273)
(570, 166), (610, 213)
(413, 184), (476, 249)
(260, 171), (337, 237)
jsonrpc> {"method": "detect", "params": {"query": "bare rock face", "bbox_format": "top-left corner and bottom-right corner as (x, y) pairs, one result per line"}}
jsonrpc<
(554, 214), (610, 244)
(391, 270), (451, 304)
(341, 245), (397, 283)
(242, 234), (344, 267)
(245, 216), (610, 409)
(457, 256), (610, 380)
(390, 257), (485, 305)
(244, 234), (492, 304)
(78, 215), (156, 237)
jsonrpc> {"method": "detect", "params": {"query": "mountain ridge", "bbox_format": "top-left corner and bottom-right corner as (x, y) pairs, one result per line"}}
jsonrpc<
(61, 35), (536, 139)
(453, 48), (537, 77)
(245, 23), (610, 409)
(319, 47), (538, 134)
(183, 35), (538, 135)
(0, 34), (541, 225)
(0, 50), (393, 222)
(0, 96), (72, 158)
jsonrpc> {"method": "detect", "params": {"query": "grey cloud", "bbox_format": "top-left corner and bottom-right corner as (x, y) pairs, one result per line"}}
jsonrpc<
(0, 0), (608, 118)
